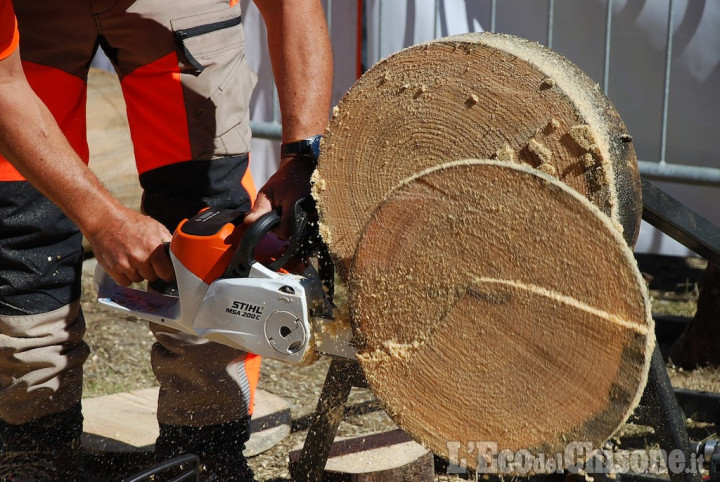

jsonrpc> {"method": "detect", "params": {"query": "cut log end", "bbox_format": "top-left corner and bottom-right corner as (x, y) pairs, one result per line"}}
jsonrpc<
(348, 161), (652, 470)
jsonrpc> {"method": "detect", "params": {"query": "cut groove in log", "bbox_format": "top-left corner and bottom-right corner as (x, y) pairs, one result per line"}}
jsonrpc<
(347, 160), (653, 471)
(313, 32), (641, 276)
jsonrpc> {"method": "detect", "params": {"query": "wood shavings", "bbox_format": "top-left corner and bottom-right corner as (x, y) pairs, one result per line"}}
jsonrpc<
(582, 153), (596, 169)
(495, 143), (515, 163)
(538, 162), (557, 177)
(466, 93), (480, 107)
(528, 138), (553, 165)
(540, 77), (556, 89)
(569, 124), (602, 158)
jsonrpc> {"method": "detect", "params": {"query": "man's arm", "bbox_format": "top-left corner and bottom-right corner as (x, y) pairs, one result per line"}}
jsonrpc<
(246, 0), (333, 239)
(0, 48), (174, 286)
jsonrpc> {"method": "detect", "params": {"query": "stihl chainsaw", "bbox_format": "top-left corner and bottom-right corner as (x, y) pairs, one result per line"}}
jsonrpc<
(95, 201), (355, 364)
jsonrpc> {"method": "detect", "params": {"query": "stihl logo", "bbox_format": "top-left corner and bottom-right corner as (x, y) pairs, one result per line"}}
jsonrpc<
(226, 301), (264, 320)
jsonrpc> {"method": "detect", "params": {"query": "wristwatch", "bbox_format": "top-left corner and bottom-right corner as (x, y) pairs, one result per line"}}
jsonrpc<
(280, 135), (323, 165)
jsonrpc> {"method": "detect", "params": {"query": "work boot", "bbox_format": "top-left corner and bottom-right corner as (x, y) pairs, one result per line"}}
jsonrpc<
(0, 403), (86, 481)
(155, 416), (255, 482)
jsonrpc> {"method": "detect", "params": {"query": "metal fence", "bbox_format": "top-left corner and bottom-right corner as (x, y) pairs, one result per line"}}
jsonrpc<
(250, 0), (720, 187)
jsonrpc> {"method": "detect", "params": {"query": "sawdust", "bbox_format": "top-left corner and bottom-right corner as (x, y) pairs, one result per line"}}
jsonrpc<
(538, 162), (558, 176)
(528, 138), (555, 176)
(545, 117), (560, 133)
(466, 93), (480, 107)
(495, 143), (516, 163)
(541, 77), (556, 89)
(310, 169), (326, 194)
(570, 124), (602, 156)
(582, 152), (597, 168)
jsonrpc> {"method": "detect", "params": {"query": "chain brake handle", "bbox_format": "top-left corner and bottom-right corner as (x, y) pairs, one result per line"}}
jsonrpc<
(223, 198), (310, 278)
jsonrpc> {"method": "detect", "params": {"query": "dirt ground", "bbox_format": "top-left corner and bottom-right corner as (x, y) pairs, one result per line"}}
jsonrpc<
(80, 254), (720, 481)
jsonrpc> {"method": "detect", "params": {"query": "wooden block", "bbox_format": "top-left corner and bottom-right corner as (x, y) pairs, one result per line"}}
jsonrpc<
(82, 387), (291, 456)
(246, 388), (292, 457)
(289, 429), (434, 481)
(82, 387), (158, 452)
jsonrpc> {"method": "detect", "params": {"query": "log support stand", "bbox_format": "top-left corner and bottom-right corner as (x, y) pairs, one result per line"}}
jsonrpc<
(632, 346), (701, 482)
(294, 358), (367, 482)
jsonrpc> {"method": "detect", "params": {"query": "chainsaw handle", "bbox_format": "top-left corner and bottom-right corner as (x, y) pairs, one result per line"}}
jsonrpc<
(223, 198), (310, 278)
(224, 210), (281, 278)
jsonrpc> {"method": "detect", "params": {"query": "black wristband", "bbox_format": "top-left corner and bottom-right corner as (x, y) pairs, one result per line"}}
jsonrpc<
(280, 135), (323, 165)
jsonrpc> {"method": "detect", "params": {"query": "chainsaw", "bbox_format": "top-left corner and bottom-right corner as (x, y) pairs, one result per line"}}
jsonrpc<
(94, 200), (355, 364)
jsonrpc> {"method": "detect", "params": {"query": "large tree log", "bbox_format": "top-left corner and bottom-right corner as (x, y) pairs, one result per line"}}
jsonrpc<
(314, 32), (641, 276)
(313, 33), (651, 472)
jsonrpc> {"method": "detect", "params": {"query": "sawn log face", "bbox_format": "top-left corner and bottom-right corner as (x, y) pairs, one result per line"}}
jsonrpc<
(348, 161), (652, 470)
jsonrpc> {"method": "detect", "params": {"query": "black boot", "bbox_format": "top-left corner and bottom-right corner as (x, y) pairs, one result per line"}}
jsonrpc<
(0, 403), (85, 481)
(155, 417), (254, 482)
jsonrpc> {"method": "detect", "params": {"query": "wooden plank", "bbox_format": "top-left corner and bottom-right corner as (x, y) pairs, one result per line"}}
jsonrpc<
(82, 387), (291, 456)
(289, 429), (434, 481)
(82, 388), (157, 452)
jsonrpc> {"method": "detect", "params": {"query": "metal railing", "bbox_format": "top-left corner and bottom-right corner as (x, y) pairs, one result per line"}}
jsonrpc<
(250, 0), (720, 187)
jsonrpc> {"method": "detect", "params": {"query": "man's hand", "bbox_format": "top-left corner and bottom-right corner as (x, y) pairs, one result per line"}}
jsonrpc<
(85, 208), (175, 286)
(244, 156), (315, 240)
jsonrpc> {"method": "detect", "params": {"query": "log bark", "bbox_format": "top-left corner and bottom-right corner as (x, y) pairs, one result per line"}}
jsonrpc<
(347, 160), (653, 471)
(314, 32), (641, 276)
(313, 33), (651, 472)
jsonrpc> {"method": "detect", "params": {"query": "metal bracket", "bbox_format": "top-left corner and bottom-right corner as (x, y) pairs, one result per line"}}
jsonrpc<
(641, 178), (720, 265)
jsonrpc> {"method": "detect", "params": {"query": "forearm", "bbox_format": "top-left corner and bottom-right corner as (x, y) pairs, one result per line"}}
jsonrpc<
(255, 0), (333, 142)
(0, 62), (123, 239)
(0, 50), (173, 284)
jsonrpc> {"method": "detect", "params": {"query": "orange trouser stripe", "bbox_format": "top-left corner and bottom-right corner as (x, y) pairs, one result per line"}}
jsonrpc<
(0, 7), (19, 61)
(121, 52), (192, 174)
(242, 154), (257, 206)
(244, 353), (262, 415)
